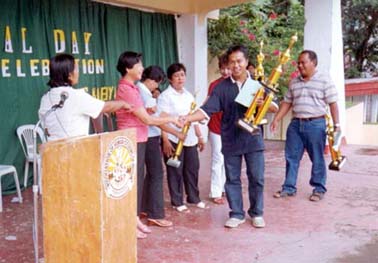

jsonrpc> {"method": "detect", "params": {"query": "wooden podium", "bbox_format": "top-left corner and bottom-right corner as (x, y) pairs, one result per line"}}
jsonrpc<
(41, 129), (137, 263)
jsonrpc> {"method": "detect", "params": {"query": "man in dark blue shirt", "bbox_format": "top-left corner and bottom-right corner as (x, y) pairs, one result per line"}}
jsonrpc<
(183, 45), (278, 228)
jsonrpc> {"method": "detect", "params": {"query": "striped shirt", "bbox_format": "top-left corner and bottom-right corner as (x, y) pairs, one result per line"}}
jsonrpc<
(284, 71), (338, 118)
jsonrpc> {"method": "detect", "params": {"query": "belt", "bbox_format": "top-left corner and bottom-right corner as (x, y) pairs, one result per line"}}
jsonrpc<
(293, 116), (325, 121)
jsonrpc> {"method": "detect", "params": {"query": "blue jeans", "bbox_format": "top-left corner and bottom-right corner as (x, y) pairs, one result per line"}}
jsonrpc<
(224, 151), (264, 220)
(282, 118), (327, 194)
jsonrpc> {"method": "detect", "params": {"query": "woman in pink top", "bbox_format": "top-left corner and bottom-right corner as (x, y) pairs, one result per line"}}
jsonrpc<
(115, 51), (180, 239)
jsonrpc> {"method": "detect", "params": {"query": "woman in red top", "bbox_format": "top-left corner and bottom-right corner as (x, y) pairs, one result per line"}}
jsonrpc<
(115, 51), (180, 239)
(207, 54), (231, 204)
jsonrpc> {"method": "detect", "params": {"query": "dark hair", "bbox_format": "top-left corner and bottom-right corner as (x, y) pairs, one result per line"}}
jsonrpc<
(48, 53), (76, 88)
(141, 65), (166, 83)
(218, 53), (228, 68)
(167, 63), (186, 80)
(226, 45), (249, 61)
(152, 87), (162, 98)
(247, 62), (255, 68)
(300, 50), (318, 66)
(116, 51), (142, 77)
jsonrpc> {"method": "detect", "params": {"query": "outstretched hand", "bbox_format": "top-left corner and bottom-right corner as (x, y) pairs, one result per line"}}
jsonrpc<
(178, 115), (190, 126)
(173, 116), (183, 128)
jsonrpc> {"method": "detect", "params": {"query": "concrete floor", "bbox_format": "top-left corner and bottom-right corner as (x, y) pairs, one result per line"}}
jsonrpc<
(1, 141), (378, 263)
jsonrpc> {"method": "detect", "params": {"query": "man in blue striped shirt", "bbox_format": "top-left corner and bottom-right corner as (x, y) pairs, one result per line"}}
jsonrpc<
(270, 50), (340, 202)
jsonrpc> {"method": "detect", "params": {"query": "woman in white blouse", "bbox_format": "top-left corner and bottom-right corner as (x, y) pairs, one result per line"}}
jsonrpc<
(158, 63), (206, 213)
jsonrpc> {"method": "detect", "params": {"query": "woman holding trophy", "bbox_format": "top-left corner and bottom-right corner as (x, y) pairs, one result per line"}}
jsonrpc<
(158, 63), (206, 213)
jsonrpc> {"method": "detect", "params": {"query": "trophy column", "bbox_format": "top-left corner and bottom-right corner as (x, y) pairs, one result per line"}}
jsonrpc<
(167, 102), (197, 168)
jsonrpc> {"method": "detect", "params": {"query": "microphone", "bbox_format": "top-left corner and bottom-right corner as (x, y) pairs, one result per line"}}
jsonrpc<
(57, 91), (69, 108)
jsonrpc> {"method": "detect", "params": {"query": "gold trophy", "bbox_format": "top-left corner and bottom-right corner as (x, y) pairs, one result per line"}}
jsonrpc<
(326, 115), (346, 171)
(166, 102), (197, 168)
(254, 41), (265, 81)
(237, 33), (298, 134)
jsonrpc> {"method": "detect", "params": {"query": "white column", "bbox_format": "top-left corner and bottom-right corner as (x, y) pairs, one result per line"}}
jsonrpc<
(175, 13), (209, 138)
(175, 13), (208, 105)
(304, 0), (346, 131)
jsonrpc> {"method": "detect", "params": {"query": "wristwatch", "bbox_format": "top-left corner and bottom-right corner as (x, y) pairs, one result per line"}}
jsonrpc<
(334, 123), (340, 128)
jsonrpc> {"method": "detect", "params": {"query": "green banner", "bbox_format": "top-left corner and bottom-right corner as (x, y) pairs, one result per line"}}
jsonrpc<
(0, 0), (178, 193)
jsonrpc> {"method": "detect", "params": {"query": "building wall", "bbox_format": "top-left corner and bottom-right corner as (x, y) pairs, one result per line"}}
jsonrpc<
(176, 14), (210, 139)
(345, 78), (378, 123)
(345, 103), (378, 145)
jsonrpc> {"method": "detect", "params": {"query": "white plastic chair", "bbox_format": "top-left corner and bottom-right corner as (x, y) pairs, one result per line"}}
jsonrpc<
(0, 165), (23, 212)
(16, 125), (46, 194)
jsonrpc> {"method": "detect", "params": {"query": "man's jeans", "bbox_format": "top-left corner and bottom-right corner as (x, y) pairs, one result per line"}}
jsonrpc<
(282, 118), (327, 194)
(224, 151), (264, 220)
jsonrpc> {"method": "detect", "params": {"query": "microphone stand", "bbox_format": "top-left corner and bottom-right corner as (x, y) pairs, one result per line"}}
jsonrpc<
(32, 103), (61, 263)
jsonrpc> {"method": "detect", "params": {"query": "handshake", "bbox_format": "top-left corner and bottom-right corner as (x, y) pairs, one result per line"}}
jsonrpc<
(177, 115), (191, 127)
(168, 115), (190, 130)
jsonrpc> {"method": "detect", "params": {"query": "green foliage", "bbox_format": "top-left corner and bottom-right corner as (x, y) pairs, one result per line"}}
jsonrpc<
(342, 0), (378, 78)
(208, 0), (305, 98)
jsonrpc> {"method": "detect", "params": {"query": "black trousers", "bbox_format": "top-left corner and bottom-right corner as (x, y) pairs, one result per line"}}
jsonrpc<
(164, 141), (201, 206)
(141, 136), (165, 219)
(136, 142), (147, 214)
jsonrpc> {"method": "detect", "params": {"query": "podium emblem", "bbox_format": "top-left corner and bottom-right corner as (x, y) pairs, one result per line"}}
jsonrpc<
(102, 136), (136, 199)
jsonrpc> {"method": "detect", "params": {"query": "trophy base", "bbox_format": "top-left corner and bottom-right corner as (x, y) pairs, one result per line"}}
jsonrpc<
(259, 119), (268, 125)
(237, 119), (255, 133)
(328, 156), (346, 171)
(237, 119), (267, 135)
(167, 158), (181, 168)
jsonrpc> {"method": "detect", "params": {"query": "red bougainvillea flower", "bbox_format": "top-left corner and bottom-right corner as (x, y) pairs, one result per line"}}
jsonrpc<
(273, 49), (280, 56)
(239, 20), (246, 26)
(290, 71), (300, 79)
(248, 33), (256, 41)
(269, 12), (278, 20)
(291, 60), (297, 66)
(242, 28), (249, 34)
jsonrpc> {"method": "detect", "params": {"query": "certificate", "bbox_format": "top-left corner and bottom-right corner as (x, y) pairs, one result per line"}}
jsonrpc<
(234, 77), (262, 107)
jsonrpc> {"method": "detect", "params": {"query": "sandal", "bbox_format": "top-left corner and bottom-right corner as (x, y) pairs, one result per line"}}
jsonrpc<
(212, 197), (225, 205)
(147, 218), (173, 227)
(137, 219), (152, 233)
(273, 190), (296, 198)
(137, 229), (147, 239)
(309, 192), (324, 202)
